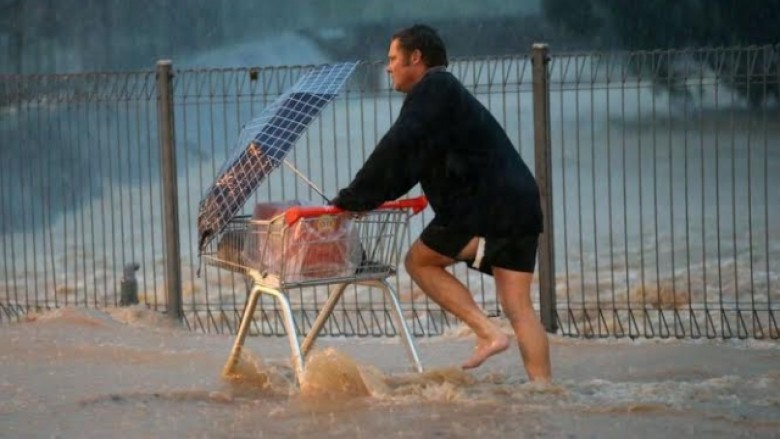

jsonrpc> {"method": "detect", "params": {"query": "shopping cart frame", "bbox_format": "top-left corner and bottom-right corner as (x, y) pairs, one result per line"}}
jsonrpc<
(201, 196), (428, 385)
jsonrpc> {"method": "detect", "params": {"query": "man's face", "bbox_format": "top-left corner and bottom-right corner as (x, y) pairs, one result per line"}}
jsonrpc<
(386, 39), (425, 93)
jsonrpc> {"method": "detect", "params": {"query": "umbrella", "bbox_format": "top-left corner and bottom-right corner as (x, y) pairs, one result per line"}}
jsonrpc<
(197, 61), (358, 252)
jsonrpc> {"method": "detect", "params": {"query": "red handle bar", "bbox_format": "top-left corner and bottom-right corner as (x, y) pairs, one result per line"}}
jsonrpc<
(283, 195), (428, 225)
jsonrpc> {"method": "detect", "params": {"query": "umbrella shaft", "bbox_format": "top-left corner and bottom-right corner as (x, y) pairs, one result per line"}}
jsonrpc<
(283, 160), (331, 204)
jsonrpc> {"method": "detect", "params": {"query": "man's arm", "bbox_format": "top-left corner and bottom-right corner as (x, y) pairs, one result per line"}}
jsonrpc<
(332, 78), (449, 211)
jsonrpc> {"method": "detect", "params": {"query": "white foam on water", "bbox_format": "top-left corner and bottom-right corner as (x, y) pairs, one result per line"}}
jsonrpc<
(177, 32), (331, 69)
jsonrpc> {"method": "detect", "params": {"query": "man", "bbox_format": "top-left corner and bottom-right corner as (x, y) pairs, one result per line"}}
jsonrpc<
(331, 24), (551, 382)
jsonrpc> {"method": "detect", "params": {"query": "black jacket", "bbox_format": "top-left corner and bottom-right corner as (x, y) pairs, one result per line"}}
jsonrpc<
(332, 69), (543, 238)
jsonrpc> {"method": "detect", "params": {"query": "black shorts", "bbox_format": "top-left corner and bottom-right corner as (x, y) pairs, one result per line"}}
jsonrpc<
(419, 221), (539, 275)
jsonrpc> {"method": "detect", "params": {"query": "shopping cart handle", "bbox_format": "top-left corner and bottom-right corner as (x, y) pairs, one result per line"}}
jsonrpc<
(376, 195), (428, 214)
(284, 195), (428, 225)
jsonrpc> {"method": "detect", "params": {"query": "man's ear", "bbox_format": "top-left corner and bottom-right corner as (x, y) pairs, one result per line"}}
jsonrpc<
(410, 49), (422, 65)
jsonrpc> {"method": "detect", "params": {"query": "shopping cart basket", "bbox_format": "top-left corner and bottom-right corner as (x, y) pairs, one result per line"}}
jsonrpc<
(201, 196), (428, 384)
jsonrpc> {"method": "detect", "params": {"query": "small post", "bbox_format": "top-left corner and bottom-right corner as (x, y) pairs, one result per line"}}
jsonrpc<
(531, 44), (557, 333)
(120, 263), (140, 306)
(156, 59), (182, 322)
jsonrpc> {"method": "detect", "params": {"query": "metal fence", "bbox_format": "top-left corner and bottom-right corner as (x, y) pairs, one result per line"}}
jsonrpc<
(547, 46), (779, 339)
(1, 44), (777, 339)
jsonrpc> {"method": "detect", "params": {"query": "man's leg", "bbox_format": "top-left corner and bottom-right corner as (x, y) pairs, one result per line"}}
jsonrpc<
(405, 239), (509, 369)
(493, 267), (552, 382)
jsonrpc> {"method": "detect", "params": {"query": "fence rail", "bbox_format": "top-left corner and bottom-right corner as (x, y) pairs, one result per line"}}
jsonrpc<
(1, 44), (778, 339)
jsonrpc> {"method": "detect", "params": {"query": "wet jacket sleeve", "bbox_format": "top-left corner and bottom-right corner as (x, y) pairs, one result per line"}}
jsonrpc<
(331, 82), (447, 211)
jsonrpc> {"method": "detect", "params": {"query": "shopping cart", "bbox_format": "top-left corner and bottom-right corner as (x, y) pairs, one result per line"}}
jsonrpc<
(201, 196), (428, 384)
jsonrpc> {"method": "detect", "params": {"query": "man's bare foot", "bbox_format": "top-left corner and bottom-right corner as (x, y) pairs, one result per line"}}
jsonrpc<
(461, 333), (510, 369)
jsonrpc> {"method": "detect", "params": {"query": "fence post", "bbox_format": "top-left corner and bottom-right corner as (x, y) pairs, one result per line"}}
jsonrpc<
(531, 44), (557, 333)
(156, 59), (182, 322)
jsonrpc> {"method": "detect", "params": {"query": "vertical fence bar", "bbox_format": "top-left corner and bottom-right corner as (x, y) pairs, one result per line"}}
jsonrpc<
(532, 44), (557, 333)
(156, 59), (182, 321)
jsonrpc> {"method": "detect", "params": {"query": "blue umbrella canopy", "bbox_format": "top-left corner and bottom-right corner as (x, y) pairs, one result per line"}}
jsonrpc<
(197, 61), (358, 251)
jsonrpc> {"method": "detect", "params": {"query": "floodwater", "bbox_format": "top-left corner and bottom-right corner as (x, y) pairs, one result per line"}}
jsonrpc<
(1, 307), (778, 438)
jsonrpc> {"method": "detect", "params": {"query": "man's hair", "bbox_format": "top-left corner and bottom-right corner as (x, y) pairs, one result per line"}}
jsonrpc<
(391, 24), (448, 68)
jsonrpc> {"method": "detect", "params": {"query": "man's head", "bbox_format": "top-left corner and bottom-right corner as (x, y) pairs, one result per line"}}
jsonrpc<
(386, 24), (448, 93)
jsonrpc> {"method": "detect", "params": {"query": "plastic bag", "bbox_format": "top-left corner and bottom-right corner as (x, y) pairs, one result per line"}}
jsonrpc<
(244, 201), (362, 282)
